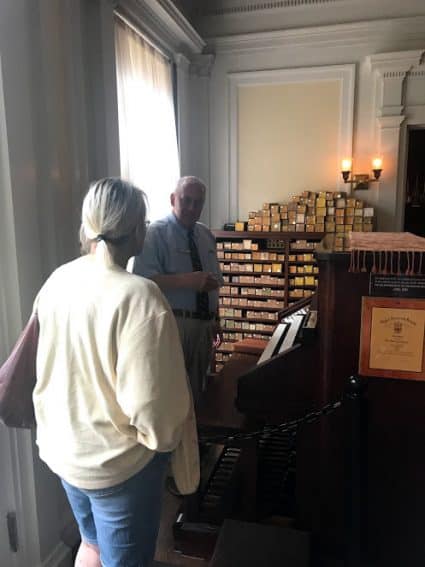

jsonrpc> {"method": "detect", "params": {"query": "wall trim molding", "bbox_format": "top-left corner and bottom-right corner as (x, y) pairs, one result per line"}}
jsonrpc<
(199, 0), (342, 17)
(378, 115), (406, 128)
(368, 50), (425, 231)
(206, 16), (425, 53)
(368, 50), (425, 120)
(228, 63), (355, 220)
(115, 0), (205, 57)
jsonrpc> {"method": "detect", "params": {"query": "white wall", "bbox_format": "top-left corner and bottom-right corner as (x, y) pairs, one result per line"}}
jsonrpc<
(237, 80), (341, 218)
(187, 1), (425, 230)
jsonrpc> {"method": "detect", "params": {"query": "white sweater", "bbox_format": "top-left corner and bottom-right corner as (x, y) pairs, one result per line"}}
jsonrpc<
(33, 255), (191, 489)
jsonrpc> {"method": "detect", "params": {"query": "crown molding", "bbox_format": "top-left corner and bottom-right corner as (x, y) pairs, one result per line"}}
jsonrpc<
(115, 0), (205, 56)
(174, 53), (215, 77)
(199, 0), (342, 17)
(368, 49), (425, 75)
(174, 53), (191, 72)
(409, 68), (425, 77)
(205, 16), (425, 53)
(190, 54), (216, 76)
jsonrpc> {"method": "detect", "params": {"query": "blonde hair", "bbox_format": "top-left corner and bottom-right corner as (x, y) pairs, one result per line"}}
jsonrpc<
(80, 178), (146, 266)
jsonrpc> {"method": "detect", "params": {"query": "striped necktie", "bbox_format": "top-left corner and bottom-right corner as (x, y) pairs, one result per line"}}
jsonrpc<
(188, 228), (210, 316)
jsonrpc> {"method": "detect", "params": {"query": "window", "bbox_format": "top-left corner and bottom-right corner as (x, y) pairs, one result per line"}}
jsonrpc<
(114, 16), (180, 221)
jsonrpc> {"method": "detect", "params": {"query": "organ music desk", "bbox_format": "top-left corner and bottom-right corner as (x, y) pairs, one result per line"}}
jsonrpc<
(174, 235), (425, 566)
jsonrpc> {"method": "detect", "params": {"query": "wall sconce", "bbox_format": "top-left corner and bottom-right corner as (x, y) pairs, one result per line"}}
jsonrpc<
(341, 158), (383, 191)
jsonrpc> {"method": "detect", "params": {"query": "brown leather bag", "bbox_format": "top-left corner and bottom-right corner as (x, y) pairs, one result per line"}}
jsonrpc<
(0, 313), (38, 428)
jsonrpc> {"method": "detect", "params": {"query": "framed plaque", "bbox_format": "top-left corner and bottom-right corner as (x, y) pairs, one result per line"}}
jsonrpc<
(359, 296), (425, 380)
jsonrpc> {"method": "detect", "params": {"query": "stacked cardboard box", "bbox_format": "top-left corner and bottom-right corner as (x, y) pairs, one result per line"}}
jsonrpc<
(214, 231), (322, 372)
(242, 191), (374, 233)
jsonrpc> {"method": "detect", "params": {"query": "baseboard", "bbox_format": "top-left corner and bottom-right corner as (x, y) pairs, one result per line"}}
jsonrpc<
(41, 541), (73, 567)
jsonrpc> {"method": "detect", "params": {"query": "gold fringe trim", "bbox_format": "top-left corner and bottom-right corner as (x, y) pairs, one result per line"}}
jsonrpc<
(349, 249), (425, 275)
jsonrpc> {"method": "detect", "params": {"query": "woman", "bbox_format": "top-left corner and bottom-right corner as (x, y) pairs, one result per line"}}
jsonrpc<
(33, 178), (196, 567)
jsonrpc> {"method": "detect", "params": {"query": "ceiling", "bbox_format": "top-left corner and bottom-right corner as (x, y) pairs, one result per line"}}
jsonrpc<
(171, 0), (425, 41)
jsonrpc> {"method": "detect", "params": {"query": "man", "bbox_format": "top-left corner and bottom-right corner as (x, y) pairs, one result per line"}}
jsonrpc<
(134, 176), (223, 405)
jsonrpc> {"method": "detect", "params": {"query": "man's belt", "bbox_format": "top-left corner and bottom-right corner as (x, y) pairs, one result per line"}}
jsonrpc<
(172, 309), (215, 321)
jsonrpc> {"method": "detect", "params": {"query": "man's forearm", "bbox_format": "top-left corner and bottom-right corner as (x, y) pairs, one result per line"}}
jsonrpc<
(151, 271), (220, 292)
(151, 273), (194, 290)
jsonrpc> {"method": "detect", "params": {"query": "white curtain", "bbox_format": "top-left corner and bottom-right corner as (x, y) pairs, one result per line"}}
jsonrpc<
(114, 17), (180, 221)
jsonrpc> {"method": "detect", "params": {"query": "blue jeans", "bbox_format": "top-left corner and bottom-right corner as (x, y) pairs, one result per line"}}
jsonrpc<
(61, 452), (169, 567)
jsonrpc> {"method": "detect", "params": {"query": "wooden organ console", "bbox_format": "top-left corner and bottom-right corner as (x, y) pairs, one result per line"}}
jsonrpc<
(174, 235), (425, 566)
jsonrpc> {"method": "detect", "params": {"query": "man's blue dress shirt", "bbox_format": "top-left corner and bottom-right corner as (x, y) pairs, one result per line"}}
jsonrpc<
(134, 214), (223, 313)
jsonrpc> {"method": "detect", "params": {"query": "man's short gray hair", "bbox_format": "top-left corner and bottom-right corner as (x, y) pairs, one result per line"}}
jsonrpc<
(174, 176), (206, 196)
(80, 178), (146, 262)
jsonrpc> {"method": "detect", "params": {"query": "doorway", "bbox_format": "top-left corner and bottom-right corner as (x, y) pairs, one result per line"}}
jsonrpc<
(404, 128), (425, 236)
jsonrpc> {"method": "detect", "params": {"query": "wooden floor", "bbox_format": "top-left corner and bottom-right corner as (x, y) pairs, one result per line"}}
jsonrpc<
(154, 489), (206, 567)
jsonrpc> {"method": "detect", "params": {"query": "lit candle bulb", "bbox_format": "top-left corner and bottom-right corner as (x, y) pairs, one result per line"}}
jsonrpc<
(341, 158), (352, 171)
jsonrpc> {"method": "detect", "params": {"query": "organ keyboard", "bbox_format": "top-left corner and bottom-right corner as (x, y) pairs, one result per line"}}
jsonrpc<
(174, 296), (318, 557)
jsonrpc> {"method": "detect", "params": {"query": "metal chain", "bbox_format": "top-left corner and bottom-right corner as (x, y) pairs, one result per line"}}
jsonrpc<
(199, 397), (343, 445)
(274, 428), (297, 512)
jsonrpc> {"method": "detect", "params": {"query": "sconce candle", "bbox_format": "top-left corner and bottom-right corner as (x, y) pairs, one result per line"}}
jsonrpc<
(341, 159), (352, 182)
(372, 157), (383, 180)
